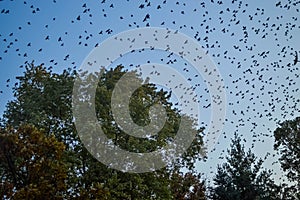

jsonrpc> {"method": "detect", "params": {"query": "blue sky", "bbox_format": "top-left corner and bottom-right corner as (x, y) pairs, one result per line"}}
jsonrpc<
(0, 0), (299, 185)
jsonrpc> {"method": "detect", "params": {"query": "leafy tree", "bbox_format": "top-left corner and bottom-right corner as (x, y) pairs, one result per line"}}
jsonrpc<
(210, 134), (281, 200)
(1, 63), (206, 199)
(0, 125), (67, 199)
(170, 170), (206, 200)
(274, 116), (300, 199)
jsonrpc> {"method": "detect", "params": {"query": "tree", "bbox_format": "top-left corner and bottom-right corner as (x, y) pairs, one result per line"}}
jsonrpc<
(210, 134), (281, 200)
(1, 63), (206, 199)
(274, 116), (300, 199)
(0, 125), (67, 199)
(170, 170), (206, 200)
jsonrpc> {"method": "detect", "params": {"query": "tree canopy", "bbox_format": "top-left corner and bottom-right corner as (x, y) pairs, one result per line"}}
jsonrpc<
(209, 134), (282, 200)
(0, 125), (67, 199)
(274, 117), (300, 199)
(1, 63), (299, 199)
(0, 64), (206, 199)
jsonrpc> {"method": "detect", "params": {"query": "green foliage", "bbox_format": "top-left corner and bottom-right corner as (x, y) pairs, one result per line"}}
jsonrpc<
(210, 134), (281, 200)
(274, 116), (300, 199)
(0, 63), (206, 199)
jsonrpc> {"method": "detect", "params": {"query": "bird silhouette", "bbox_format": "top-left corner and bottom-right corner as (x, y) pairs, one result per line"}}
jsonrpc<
(0, 0), (299, 186)
(293, 51), (299, 65)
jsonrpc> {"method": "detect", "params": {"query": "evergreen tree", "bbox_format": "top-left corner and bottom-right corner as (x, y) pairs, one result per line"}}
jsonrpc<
(210, 134), (281, 200)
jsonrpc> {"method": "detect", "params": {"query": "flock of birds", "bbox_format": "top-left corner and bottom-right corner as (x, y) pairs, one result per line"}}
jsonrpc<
(0, 0), (299, 184)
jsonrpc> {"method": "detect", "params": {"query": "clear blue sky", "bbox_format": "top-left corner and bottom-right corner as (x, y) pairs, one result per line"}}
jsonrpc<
(0, 0), (299, 185)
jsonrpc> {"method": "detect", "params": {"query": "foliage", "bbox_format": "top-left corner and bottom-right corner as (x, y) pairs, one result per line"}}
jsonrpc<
(0, 63), (206, 199)
(0, 125), (67, 199)
(170, 170), (206, 200)
(274, 116), (300, 199)
(209, 134), (282, 200)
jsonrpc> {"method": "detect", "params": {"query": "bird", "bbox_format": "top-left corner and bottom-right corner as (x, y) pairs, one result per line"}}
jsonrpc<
(0, 0), (298, 187)
(293, 51), (299, 65)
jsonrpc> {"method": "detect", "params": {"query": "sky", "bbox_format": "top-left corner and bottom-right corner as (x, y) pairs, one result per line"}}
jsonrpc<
(0, 0), (299, 186)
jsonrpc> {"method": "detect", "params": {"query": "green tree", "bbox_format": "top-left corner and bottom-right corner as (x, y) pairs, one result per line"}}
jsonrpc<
(210, 134), (281, 200)
(1, 63), (206, 199)
(274, 116), (300, 199)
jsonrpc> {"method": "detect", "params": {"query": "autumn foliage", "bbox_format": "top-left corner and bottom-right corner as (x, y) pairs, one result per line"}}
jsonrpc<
(0, 125), (67, 199)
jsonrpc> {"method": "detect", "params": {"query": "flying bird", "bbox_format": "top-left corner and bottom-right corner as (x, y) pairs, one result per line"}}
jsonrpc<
(293, 51), (299, 65)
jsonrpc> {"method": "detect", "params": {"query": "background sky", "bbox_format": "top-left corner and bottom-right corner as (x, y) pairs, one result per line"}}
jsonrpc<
(0, 0), (299, 186)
